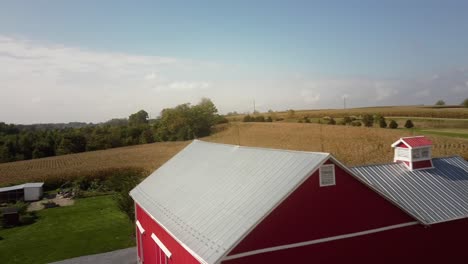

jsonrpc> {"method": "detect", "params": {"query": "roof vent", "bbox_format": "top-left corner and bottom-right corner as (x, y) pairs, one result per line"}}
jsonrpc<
(391, 136), (433, 171)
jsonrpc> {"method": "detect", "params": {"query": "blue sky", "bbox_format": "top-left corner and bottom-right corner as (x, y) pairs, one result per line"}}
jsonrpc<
(0, 1), (467, 123)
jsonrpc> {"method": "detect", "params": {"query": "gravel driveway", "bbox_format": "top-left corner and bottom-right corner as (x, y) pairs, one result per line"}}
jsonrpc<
(49, 247), (136, 264)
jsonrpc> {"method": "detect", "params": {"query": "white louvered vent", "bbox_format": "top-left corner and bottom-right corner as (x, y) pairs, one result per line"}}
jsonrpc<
(320, 164), (335, 187)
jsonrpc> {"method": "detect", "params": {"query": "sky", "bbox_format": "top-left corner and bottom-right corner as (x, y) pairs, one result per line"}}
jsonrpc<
(1, 0), (468, 124)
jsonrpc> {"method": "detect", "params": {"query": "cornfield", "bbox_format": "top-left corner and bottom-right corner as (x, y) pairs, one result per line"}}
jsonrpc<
(0, 122), (466, 186)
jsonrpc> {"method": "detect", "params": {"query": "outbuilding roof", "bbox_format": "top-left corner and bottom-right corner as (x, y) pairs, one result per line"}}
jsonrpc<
(351, 156), (468, 225)
(130, 140), (330, 263)
(0, 182), (44, 193)
(391, 136), (432, 148)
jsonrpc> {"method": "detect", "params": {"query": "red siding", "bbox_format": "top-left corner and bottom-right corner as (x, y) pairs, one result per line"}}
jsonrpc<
(397, 142), (409, 148)
(223, 159), (468, 263)
(223, 218), (468, 264)
(136, 204), (200, 264)
(227, 159), (413, 255)
(412, 160), (433, 169)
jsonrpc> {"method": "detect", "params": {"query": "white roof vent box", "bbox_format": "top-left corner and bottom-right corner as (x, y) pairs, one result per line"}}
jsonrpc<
(391, 136), (434, 171)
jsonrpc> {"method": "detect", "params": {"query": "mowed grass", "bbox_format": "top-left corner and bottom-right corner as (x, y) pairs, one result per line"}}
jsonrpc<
(414, 128), (468, 139)
(0, 195), (134, 264)
(0, 122), (467, 186)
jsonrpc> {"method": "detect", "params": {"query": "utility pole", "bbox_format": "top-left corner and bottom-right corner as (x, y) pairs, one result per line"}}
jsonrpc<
(343, 96), (347, 109)
(253, 99), (256, 115)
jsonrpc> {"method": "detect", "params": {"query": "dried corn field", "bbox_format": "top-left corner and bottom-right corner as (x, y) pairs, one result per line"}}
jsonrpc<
(0, 122), (467, 186)
(0, 141), (188, 186)
(206, 123), (468, 166)
(228, 106), (468, 121)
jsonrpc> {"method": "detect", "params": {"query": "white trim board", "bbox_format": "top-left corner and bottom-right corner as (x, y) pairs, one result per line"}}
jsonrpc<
(136, 220), (145, 234)
(151, 233), (172, 258)
(223, 221), (419, 261)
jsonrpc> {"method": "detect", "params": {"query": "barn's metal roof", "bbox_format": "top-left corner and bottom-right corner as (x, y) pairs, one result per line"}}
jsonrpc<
(0, 182), (44, 193)
(130, 140), (329, 264)
(351, 156), (468, 225)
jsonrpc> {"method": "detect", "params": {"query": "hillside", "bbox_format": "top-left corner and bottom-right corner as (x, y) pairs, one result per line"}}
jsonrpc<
(1, 122), (467, 186)
(227, 105), (468, 121)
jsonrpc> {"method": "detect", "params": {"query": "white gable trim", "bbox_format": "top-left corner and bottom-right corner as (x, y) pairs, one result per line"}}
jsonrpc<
(136, 220), (145, 234)
(151, 233), (172, 258)
(223, 221), (419, 261)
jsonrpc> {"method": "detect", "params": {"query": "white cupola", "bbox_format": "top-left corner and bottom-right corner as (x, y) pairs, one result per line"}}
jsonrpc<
(391, 136), (434, 171)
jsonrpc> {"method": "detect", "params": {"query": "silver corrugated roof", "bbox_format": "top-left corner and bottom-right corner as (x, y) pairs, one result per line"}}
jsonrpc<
(24, 182), (44, 188)
(351, 156), (468, 225)
(0, 184), (25, 192)
(130, 140), (329, 263)
(0, 182), (44, 193)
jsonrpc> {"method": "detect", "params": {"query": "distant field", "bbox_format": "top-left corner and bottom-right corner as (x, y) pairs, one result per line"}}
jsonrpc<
(0, 195), (134, 264)
(206, 123), (468, 166)
(0, 141), (188, 186)
(227, 105), (468, 120)
(0, 122), (466, 186)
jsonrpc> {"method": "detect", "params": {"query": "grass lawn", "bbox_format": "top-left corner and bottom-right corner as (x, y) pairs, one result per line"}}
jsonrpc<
(0, 195), (135, 264)
(414, 128), (468, 139)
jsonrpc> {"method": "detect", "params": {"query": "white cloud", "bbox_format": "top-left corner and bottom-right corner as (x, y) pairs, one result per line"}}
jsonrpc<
(375, 82), (399, 101)
(1, 35), (468, 123)
(414, 89), (430, 98)
(0, 35), (219, 123)
(300, 89), (320, 104)
(144, 72), (159, 81)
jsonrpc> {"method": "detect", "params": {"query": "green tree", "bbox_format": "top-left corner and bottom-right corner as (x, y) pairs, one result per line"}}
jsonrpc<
(435, 100), (446, 106)
(140, 129), (155, 144)
(404, 119), (414, 129)
(462, 98), (468, 108)
(378, 116), (387, 128)
(110, 171), (142, 222)
(389, 120), (398, 129)
(129, 110), (149, 126)
(362, 114), (374, 127)
(343, 116), (353, 125)
(57, 133), (87, 154)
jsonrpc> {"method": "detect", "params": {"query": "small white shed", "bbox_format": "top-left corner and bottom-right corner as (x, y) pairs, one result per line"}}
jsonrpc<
(23, 183), (44, 201)
(0, 182), (44, 203)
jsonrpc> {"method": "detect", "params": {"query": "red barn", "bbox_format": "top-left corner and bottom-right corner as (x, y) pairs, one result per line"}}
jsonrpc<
(130, 137), (468, 264)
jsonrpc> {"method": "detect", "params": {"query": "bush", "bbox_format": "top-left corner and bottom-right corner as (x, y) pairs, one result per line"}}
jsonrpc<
(389, 120), (398, 129)
(242, 115), (252, 122)
(351, 121), (362, 127)
(378, 117), (387, 128)
(254, 115), (265, 122)
(111, 170), (144, 222)
(266, 116), (273, 122)
(328, 118), (336, 125)
(435, 100), (446, 106)
(362, 114), (374, 127)
(404, 120), (414, 129)
(343, 116), (354, 125)
(462, 98), (468, 108)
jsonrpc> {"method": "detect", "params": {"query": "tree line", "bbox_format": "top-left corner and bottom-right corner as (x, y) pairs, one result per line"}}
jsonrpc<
(0, 98), (227, 163)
